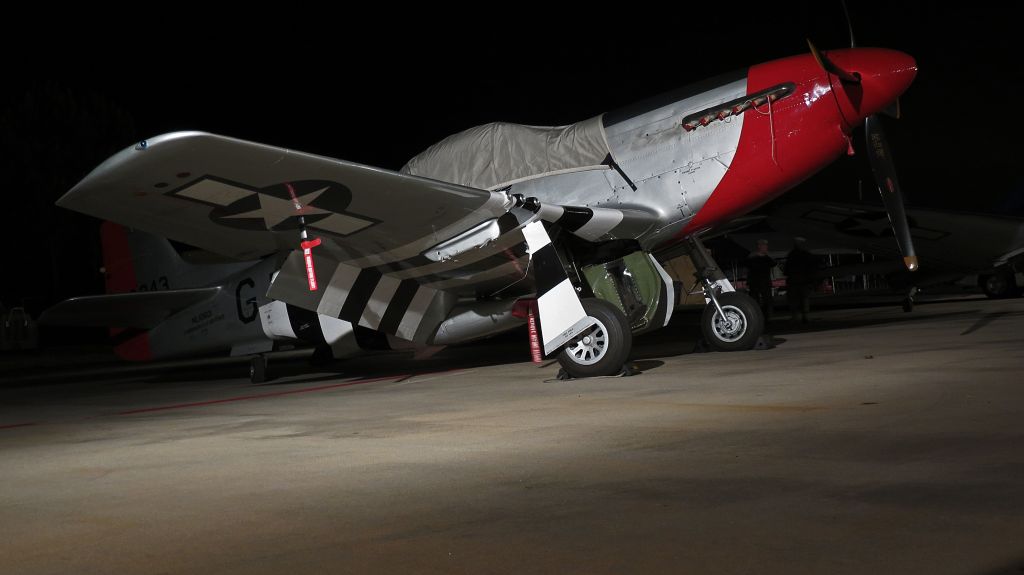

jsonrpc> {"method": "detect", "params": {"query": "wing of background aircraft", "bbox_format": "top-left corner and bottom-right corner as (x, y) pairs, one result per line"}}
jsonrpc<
(766, 202), (1024, 273)
(716, 201), (1024, 300)
(59, 132), (658, 354)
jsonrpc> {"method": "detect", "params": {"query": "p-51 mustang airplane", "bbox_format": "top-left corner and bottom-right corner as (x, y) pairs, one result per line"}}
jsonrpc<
(51, 44), (917, 381)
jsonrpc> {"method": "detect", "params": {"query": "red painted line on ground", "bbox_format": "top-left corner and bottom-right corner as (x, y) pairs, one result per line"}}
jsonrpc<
(115, 370), (459, 415)
(0, 422), (38, 430)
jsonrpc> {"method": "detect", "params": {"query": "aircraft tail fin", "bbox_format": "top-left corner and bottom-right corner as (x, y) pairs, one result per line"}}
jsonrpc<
(98, 222), (199, 361)
(101, 221), (188, 294)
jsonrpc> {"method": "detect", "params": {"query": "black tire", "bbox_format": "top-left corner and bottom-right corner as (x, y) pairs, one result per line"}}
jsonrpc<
(979, 272), (1018, 299)
(700, 291), (764, 351)
(249, 354), (268, 384)
(557, 298), (632, 378)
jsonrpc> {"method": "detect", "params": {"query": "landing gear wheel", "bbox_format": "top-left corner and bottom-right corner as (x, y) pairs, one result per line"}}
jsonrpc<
(980, 272), (1018, 299)
(557, 298), (632, 379)
(701, 292), (764, 351)
(902, 297), (914, 313)
(249, 354), (268, 384)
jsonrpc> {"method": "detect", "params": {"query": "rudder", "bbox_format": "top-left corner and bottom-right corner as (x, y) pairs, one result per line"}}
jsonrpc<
(101, 221), (187, 294)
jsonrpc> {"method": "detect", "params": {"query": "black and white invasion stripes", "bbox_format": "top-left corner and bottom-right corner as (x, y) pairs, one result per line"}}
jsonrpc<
(533, 204), (655, 242)
(268, 250), (456, 343)
(266, 201), (651, 353)
(521, 221), (595, 355)
(268, 215), (597, 356)
(267, 209), (539, 345)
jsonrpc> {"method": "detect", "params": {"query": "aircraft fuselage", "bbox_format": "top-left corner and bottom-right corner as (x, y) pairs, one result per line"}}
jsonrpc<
(514, 48), (916, 251)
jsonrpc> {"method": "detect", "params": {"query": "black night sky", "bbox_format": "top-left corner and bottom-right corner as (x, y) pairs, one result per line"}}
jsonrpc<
(2, 4), (1020, 315)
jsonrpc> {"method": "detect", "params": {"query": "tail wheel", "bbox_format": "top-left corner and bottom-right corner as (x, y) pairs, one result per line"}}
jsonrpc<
(979, 272), (1019, 299)
(249, 354), (268, 384)
(557, 298), (632, 378)
(701, 292), (764, 351)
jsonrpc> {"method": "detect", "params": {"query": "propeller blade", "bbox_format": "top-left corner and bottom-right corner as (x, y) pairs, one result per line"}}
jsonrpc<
(840, 0), (857, 48)
(806, 39), (861, 84)
(865, 115), (918, 271)
(835, 0), (913, 269)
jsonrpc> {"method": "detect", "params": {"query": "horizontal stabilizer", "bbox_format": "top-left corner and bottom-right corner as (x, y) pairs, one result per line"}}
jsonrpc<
(40, 288), (221, 328)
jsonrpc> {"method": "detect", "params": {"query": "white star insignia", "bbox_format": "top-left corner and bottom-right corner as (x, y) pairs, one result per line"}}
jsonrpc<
(223, 187), (330, 229)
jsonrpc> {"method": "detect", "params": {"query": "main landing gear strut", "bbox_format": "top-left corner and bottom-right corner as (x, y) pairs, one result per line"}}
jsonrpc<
(686, 236), (765, 351)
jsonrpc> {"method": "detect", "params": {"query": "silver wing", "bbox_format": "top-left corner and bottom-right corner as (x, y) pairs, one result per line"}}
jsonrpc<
(59, 132), (512, 262)
(59, 133), (660, 354)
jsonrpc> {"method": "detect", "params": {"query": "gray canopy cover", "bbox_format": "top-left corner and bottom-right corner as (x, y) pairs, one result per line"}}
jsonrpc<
(401, 115), (611, 190)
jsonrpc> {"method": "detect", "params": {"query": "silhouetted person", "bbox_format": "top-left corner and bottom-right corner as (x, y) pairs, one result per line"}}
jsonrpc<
(745, 239), (777, 321)
(784, 238), (821, 323)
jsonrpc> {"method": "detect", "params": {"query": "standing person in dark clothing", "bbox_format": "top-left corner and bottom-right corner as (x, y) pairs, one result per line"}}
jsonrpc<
(784, 237), (821, 323)
(745, 238), (777, 322)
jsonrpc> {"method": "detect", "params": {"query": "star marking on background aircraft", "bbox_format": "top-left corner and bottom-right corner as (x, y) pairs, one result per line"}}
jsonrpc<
(167, 177), (379, 236)
(837, 212), (895, 237)
(809, 208), (946, 241)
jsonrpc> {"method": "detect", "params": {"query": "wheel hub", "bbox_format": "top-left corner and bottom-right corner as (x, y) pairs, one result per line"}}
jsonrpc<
(713, 305), (746, 342)
(564, 320), (609, 366)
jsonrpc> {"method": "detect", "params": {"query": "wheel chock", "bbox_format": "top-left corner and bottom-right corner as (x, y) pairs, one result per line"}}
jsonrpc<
(754, 334), (775, 350)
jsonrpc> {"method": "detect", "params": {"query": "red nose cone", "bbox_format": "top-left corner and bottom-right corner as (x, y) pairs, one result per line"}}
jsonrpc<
(826, 48), (917, 127)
